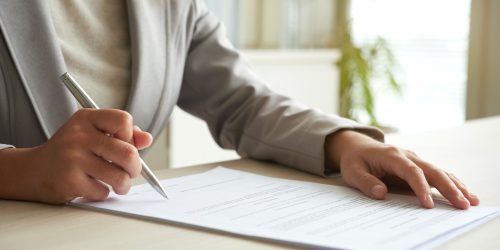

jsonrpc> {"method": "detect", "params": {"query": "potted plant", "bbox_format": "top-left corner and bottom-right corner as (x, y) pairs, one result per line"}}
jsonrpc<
(334, 0), (402, 129)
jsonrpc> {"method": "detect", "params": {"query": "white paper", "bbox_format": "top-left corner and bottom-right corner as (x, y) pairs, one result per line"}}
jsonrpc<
(73, 167), (500, 250)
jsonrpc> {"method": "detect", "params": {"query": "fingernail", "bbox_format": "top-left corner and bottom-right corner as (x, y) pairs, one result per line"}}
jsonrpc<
(459, 195), (470, 204)
(371, 185), (385, 197)
(427, 194), (434, 207)
(134, 125), (142, 131)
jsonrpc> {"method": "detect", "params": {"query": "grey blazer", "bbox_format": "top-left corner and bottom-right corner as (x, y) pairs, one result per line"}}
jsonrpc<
(0, 0), (382, 176)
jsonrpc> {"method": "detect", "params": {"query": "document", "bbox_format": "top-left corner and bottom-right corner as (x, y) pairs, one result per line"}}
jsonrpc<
(73, 167), (500, 250)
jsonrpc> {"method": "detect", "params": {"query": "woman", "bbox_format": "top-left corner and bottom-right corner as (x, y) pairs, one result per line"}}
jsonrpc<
(0, 0), (478, 208)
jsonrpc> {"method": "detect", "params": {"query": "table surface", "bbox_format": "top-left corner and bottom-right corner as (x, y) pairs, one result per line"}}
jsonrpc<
(1, 116), (499, 250)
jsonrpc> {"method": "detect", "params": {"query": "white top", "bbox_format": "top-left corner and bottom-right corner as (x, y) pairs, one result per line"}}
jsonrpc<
(50, 0), (131, 109)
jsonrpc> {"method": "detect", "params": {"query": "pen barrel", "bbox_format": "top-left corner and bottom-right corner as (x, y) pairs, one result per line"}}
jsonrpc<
(60, 72), (99, 109)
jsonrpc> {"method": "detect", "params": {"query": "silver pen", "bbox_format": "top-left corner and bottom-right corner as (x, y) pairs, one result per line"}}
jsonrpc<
(60, 72), (169, 199)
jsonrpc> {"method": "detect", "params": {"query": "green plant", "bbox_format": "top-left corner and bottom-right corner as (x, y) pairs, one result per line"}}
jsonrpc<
(335, 16), (402, 127)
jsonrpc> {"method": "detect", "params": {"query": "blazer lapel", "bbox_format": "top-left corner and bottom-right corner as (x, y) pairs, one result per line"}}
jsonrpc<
(0, 1), (171, 139)
(125, 0), (169, 134)
(0, 1), (77, 139)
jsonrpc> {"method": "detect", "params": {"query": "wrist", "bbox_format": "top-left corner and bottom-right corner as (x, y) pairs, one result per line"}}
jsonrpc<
(0, 147), (39, 201)
(324, 130), (374, 173)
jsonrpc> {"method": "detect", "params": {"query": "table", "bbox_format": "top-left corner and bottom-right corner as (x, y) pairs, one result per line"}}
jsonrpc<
(1, 117), (499, 250)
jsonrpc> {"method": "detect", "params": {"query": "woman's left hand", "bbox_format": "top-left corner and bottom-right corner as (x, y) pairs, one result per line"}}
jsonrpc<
(324, 130), (480, 209)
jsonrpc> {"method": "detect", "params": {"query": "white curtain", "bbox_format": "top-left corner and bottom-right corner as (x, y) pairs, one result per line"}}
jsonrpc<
(206, 0), (337, 49)
(466, 0), (500, 119)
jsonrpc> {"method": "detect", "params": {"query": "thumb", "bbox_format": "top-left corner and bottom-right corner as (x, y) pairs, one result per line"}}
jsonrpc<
(346, 166), (388, 200)
(132, 126), (153, 150)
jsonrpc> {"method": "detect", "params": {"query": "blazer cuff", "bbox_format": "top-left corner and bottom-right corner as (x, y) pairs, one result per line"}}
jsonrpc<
(0, 144), (15, 150)
(235, 111), (384, 178)
(290, 115), (384, 177)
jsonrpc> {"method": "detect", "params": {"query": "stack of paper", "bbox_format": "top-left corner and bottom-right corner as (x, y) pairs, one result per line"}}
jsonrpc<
(73, 167), (499, 249)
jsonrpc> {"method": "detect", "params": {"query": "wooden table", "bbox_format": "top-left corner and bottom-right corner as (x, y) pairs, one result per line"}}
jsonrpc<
(1, 117), (499, 250)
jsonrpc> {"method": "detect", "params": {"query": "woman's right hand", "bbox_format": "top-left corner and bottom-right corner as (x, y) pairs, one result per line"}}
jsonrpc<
(0, 109), (153, 204)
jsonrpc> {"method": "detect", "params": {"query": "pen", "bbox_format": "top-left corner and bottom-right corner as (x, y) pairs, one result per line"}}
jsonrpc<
(60, 72), (169, 199)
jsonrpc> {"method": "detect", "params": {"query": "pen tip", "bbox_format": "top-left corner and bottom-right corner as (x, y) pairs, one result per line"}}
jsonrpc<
(156, 186), (169, 199)
(162, 192), (169, 199)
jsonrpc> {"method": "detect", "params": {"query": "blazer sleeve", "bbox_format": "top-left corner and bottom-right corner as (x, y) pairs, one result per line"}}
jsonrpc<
(177, 0), (384, 176)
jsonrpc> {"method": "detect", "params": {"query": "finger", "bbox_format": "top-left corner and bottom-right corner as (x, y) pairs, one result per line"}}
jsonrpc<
(383, 153), (434, 208)
(133, 126), (153, 150)
(343, 161), (388, 200)
(89, 130), (142, 177)
(78, 109), (134, 142)
(83, 154), (132, 195)
(407, 155), (470, 209)
(78, 176), (110, 201)
(427, 170), (470, 209)
(447, 173), (480, 206)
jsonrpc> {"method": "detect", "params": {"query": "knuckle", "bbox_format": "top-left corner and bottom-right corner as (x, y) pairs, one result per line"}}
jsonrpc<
(74, 108), (92, 119)
(407, 165), (423, 175)
(114, 172), (130, 187)
(116, 111), (133, 127)
(432, 169), (448, 179)
(132, 163), (142, 177)
(113, 172), (131, 194)
(425, 169), (447, 186)
(64, 121), (92, 146)
(352, 171), (376, 188)
(404, 165), (424, 180)
(368, 164), (385, 178)
(405, 150), (418, 158)
(94, 135), (109, 156)
(74, 108), (87, 117)
(358, 172), (373, 182)
(63, 150), (83, 164)
(121, 144), (138, 163)
(384, 145), (402, 155)
(69, 126), (87, 141)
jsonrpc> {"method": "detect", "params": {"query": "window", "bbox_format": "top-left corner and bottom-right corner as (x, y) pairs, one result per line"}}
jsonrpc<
(205, 0), (471, 133)
(351, 0), (471, 133)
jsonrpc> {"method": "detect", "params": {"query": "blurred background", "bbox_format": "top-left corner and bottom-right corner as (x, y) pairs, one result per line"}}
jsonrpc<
(145, 0), (500, 169)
